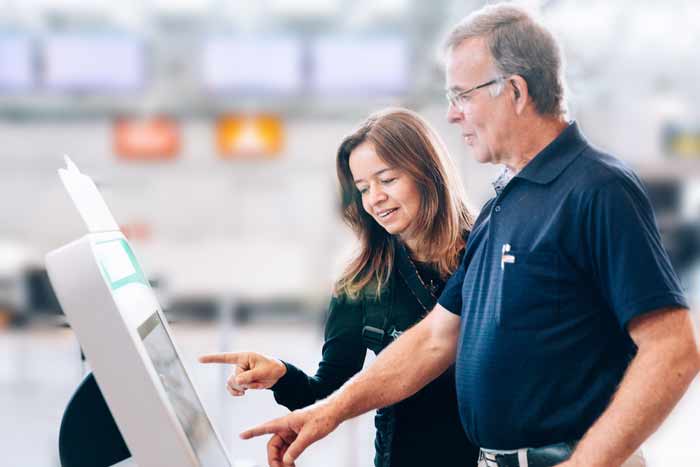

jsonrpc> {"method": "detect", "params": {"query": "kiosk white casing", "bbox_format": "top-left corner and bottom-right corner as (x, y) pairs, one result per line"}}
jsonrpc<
(46, 157), (232, 467)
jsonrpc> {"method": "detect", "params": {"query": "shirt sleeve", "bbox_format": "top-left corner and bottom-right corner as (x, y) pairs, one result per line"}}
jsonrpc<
(585, 176), (688, 329)
(438, 251), (468, 315)
(271, 294), (367, 410)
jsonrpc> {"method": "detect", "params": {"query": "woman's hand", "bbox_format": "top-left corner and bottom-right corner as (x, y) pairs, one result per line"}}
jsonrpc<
(199, 351), (287, 396)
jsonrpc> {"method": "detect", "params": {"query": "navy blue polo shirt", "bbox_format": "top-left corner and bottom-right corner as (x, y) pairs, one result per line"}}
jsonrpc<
(439, 122), (688, 450)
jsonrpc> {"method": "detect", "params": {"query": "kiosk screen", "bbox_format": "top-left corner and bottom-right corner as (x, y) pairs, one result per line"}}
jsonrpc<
(138, 312), (230, 467)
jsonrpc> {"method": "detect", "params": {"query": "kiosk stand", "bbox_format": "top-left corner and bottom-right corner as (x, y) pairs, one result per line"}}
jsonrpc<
(47, 157), (233, 467)
(58, 372), (131, 467)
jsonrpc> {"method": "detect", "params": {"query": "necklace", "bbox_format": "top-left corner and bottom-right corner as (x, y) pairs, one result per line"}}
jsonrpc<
(407, 256), (439, 298)
(396, 241), (439, 313)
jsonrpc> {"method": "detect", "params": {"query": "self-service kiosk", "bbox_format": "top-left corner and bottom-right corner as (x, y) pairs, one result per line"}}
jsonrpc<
(47, 157), (233, 467)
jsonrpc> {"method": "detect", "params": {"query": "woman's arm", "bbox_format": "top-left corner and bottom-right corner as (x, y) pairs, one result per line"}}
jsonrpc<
(238, 305), (462, 466)
(272, 295), (367, 409)
(200, 295), (368, 411)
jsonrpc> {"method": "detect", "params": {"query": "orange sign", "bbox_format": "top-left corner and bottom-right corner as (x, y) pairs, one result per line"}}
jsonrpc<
(217, 115), (284, 158)
(114, 117), (180, 160)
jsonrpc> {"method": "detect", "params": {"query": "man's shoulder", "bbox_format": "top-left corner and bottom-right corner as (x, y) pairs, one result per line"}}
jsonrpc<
(471, 198), (496, 231)
(564, 144), (643, 198)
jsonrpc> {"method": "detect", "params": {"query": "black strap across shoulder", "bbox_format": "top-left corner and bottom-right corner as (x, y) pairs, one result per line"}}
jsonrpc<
(361, 239), (438, 353)
(361, 277), (393, 354)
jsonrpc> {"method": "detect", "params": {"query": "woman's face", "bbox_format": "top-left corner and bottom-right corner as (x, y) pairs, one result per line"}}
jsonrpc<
(348, 141), (422, 240)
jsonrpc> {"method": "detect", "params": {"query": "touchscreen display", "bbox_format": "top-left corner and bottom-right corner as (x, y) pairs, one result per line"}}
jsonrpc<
(138, 312), (230, 467)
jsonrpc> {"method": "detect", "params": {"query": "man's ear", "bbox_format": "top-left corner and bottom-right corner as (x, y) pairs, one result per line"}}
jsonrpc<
(509, 76), (528, 115)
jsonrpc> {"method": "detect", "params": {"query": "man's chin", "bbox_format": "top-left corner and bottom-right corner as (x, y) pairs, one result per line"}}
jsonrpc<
(468, 150), (490, 165)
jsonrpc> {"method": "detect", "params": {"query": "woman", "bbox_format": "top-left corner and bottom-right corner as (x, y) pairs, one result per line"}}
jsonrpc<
(201, 108), (478, 467)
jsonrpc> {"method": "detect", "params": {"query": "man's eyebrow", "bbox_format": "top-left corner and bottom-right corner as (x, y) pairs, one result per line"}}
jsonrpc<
(353, 168), (394, 184)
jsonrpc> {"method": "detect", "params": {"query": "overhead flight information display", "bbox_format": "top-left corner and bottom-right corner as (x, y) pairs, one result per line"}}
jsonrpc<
(202, 36), (303, 94)
(310, 35), (409, 95)
(44, 34), (145, 92)
(0, 35), (34, 91)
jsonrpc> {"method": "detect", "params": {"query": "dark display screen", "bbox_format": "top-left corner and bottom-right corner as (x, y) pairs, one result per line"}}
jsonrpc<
(138, 312), (230, 467)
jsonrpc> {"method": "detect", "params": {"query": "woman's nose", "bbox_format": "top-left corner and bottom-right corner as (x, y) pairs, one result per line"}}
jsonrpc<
(368, 186), (388, 206)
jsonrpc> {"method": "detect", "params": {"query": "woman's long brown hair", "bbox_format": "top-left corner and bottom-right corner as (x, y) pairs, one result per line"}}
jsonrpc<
(335, 108), (474, 299)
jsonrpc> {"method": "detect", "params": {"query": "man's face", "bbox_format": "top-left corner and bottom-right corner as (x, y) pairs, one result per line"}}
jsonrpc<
(445, 37), (510, 165)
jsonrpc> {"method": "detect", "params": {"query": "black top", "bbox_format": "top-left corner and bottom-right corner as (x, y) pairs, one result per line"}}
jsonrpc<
(439, 122), (688, 449)
(271, 245), (478, 467)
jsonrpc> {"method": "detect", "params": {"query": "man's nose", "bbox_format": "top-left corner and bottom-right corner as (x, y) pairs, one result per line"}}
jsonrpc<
(446, 102), (463, 124)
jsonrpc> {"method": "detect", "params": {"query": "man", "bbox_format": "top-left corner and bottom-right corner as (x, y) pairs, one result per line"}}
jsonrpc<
(233, 4), (700, 467)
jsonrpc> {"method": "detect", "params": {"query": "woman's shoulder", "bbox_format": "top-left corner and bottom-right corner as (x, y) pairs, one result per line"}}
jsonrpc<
(330, 288), (373, 308)
(334, 276), (395, 307)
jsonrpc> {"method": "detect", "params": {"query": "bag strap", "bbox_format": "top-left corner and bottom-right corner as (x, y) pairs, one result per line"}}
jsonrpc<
(361, 277), (393, 353)
(361, 238), (439, 352)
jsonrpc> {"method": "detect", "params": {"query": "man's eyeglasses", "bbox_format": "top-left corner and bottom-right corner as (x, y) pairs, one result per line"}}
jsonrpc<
(446, 76), (506, 112)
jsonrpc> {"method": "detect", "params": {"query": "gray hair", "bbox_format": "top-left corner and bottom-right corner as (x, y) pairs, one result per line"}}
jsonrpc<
(444, 3), (566, 116)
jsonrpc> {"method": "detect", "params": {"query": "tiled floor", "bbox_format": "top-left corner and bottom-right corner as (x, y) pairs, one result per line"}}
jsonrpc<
(1, 317), (699, 467)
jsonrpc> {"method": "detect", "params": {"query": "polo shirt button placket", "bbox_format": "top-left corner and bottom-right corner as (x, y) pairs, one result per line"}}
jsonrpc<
(494, 205), (501, 213)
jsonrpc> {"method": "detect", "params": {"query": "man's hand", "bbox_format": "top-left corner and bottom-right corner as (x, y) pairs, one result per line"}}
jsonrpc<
(241, 401), (341, 466)
(266, 431), (299, 467)
(236, 305), (459, 465)
(199, 351), (287, 397)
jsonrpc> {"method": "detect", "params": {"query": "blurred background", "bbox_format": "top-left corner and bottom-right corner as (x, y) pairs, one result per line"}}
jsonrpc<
(1, 0), (699, 465)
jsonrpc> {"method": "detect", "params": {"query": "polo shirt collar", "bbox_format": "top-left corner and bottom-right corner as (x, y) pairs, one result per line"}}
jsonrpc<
(513, 121), (588, 185)
(491, 167), (514, 196)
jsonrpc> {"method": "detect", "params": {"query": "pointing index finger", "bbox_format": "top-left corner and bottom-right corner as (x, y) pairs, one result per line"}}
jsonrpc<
(240, 417), (290, 440)
(198, 352), (245, 365)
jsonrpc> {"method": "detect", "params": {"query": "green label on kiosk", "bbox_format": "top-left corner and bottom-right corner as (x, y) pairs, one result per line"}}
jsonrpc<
(95, 238), (148, 290)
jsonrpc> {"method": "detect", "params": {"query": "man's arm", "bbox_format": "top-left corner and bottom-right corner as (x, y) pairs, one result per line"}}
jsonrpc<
(560, 307), (700, 467)
(241, 304), (461, 466)
(332, 303), (461, 419)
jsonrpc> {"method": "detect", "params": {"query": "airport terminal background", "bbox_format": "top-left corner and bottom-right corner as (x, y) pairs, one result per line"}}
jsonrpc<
(1, 0), (700, 465)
